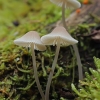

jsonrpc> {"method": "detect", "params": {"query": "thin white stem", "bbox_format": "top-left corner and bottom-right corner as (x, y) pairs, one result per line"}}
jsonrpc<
(62, 2), (67, 29)
(62, 3), (83, 80)
(31, 43), (45, 100)
(45, 42), (60, 100)
(72, 44), (83, 80)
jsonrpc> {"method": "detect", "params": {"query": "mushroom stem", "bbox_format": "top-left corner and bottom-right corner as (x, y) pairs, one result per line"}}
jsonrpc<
(61, 3), (83, 80)
(45, 42), (60, 100)
(62, 2), (67, 29)
(31, 43), (45, 100)
(72, 44), (83, 80)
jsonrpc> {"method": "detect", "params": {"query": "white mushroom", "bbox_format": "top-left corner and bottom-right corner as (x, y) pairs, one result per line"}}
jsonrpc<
(41, 26), (78, 100)
(50, 0), (81, 28)
(50, 0), (83, 81)
(14, 31), (46, 51)
(50, 0), (81, 9)
(14, 31), (46, 100)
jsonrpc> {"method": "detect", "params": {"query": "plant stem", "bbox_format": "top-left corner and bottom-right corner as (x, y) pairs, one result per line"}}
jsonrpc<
(45, 42), (60, 100)
(72, 44), (83, 80)
(31, 43), (45, 100)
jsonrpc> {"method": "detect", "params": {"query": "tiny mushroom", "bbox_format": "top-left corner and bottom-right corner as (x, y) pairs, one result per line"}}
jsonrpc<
(50, 0), (81, 28)
(50, 0), (81, 9)
(14, 31), (46, 100)
(50, 0), (83, 81)
(41, 26), (78, 100)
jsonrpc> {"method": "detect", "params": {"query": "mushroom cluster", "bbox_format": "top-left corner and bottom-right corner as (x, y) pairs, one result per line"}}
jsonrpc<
(14, 26), (78, 100)
(14, 0), (83, 100)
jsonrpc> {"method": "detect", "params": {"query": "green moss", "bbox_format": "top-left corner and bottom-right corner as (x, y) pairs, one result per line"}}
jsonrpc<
(0, 0), (63, 42)
(72, 57), (100, 100)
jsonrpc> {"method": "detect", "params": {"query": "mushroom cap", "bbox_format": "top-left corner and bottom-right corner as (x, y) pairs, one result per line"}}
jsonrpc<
(41, 26), (78, 46)
(50, 0), (81, 9)
(14, 31), (46, 51)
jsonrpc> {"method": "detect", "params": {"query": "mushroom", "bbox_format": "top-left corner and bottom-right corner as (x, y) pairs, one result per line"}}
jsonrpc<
(14, 31), (46, 100)
(50, 0), (81, 28)
(50, 0), (83, 80)
(41, 26), (78, 100)
(50, 0), (81, 9)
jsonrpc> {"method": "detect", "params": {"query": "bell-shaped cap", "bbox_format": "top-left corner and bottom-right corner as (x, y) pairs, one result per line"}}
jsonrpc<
(41, 26), (78, 46)
(14, 31), (46, 51)
(50, 0), (81, 9)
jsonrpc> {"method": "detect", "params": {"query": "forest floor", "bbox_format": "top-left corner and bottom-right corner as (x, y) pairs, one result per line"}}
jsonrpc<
(0, 0), (100, 100)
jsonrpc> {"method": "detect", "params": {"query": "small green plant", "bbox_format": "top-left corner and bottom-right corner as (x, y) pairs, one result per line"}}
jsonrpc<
(72, 57), (100, 100)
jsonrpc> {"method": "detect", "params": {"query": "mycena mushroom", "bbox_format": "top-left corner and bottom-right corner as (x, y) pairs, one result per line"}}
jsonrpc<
(14, 31), (46, 100)
(50, 0), (81, 28)
(50, 0), (83, 80)
(41, 26), (78, 100)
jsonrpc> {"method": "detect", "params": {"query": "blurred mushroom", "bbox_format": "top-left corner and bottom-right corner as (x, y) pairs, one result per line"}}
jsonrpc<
(50, 0), (81, 9)
(41, 26), (78, 100)
(14, 31), (46, 100)
(50, 0), (81, 28)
